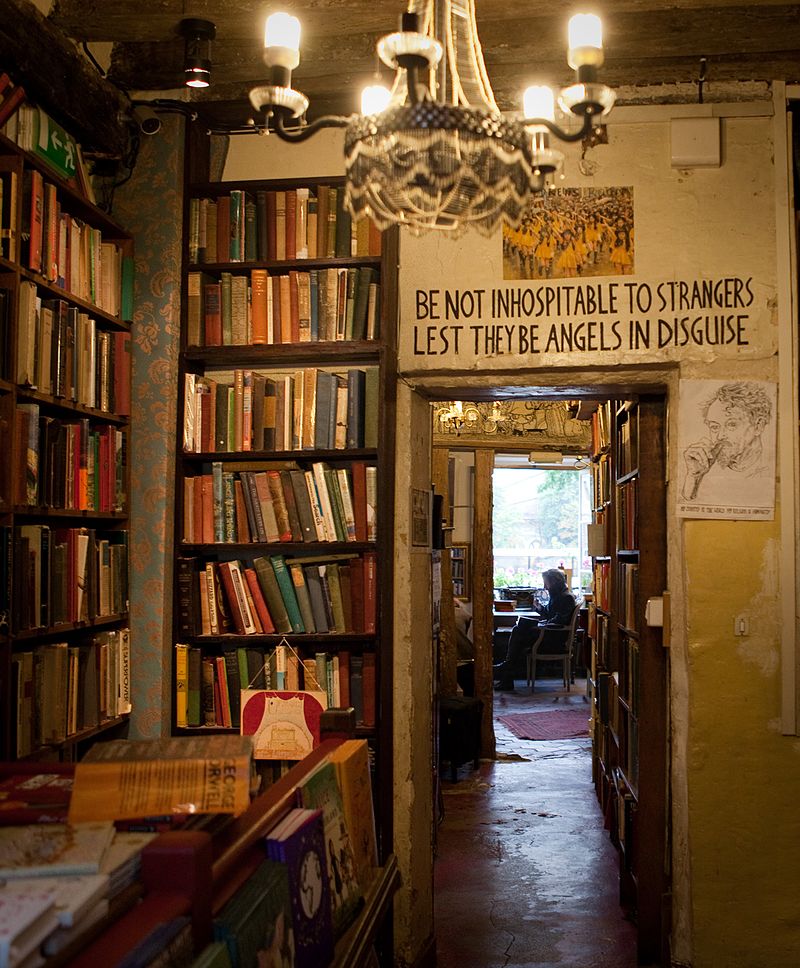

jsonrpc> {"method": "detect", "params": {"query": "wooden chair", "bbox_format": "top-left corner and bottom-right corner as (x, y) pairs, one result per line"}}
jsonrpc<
(526, 603), (582, 693)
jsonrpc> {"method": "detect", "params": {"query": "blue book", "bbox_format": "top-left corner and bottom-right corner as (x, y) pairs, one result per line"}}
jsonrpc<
(269, 554), (305, 633)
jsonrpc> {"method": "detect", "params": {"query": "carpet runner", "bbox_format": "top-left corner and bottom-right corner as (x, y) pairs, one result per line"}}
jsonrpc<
(497, 708), (590, 741)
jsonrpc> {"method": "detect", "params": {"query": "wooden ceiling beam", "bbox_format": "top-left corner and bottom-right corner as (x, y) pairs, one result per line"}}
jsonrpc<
(0, 0), (129, 155)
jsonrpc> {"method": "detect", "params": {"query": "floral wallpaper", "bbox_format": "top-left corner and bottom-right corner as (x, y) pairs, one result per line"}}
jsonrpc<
(112, 117), (184, 737)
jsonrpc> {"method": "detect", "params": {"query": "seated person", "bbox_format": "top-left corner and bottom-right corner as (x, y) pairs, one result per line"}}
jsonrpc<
(493, 568), (577, 691)
(453, 598), (474, 660)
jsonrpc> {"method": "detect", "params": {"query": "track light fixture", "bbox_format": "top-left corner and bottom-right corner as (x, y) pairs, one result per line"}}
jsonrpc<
(181, 18), (216, 89)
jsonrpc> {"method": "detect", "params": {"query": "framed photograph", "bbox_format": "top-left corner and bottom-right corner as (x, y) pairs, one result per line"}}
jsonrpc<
(411, 487), (431, 546)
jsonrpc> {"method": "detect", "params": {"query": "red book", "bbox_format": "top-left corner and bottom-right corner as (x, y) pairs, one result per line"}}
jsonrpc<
(215, 656), (232, 727)
(368, 219), (382, 257)
(362, 652), (376, 727)
(203, 281), (222, 345)
(266, 190), (277, 261)
(24, 168), (44, 274)
(216, 195), (231, 263)
(351, 461), (368, 542)
(338, 650), (351, 708)
(114, 331), (131, 416)
(285, 189), (297, 260)
(243, 566), (276, 633)
(0, 82), (25, 126)
(288, 270), (300, 343)
(363, 550), (377, 634)
(217, 560), (246, 635)
(233, 479), (251, 543)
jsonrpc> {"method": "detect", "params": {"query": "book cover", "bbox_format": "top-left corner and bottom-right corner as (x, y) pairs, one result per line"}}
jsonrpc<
(297, 761), (361, 937)
(327, 740), (378, 895)
(253, 556), (292, 634)
(270, 554), (305, 633)
(0, 822), (114, 879)
(0, 882), (60, 968)
(267, 808), (334, 968)
(214, 858), (294, 968)
(7, 873), (108, 928)
(69, 736), (253, 823)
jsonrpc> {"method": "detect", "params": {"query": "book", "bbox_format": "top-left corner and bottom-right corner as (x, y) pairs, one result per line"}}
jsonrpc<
(297, 760), (361, 936)
(68, 736), (253, 823)
(7, 873), (108, 928)
(0, 822), (114, 879)
(327, 740), (378, 894)
(266, 808), (334, 968)
(214, 858), (295, 968)
(0, 881), (60, 968)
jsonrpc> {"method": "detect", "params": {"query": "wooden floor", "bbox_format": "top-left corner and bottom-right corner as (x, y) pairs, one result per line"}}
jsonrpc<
(433, 676), (643, 968)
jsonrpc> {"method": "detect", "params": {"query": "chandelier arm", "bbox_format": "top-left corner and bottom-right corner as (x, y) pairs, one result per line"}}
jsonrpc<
(529, 112), (594, 143)
(272, 110), (351, 142)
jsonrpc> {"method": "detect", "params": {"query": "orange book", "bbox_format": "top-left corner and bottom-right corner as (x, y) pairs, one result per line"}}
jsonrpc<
(215, 656), (232, 727)
(279, 274), (292, 343)
(362, 652), (376, 727)
(267, 470), (292, 541)
(250, 268), (268, 343)
(243, 566), (276, 633)
(363, 550), (377, 634)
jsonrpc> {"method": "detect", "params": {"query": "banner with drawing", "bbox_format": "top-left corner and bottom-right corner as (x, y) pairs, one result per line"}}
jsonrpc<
(676, 379), (777, 520)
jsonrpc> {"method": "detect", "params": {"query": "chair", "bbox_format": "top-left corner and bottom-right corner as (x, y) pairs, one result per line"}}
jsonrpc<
(526, 603), (582, 693)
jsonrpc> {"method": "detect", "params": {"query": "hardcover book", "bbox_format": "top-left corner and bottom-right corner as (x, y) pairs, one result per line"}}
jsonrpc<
(297, 761), (362, 937)
(0, 822), (114, 879)
(327, 740), (378, 894)
(266, 808), (334, 968)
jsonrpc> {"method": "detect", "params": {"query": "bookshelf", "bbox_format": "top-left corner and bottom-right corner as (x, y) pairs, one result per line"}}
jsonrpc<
(587, 396), (668, 964)
(173, 131), (397, 857)
(0, 109), (134, 762)
(450, 542), (470, 599)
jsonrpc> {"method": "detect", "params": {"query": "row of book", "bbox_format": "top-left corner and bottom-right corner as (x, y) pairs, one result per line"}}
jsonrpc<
(177, 551), (377, 637)
(187, 264), (379, 348)
(10, 629), (131, 755)
(206, 742), (376, 966)
(593, 560), (611, 612)
(188, 185), (381, 266)
(616, 477), (638, 550)
(618, 562), (638, 632)
(14, 405), (127, 512)
(183, 461), (377, 546)
(16, 285), (131, 411)
(175, 644), (376, 730)
(0, 166), (132, 316)
(183, 366), (378, 454)
(591, 400), (613, 455)
(5, 525), (129, 632)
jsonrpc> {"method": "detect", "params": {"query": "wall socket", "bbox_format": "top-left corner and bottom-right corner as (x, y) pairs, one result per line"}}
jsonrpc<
(734, 615), (749, 636)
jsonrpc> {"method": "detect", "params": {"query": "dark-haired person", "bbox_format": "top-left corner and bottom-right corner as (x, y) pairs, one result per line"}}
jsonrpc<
(493, 568), (577, 692)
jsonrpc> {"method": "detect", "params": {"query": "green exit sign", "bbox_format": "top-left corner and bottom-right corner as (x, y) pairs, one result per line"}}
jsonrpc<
(35, 110), (78, 180)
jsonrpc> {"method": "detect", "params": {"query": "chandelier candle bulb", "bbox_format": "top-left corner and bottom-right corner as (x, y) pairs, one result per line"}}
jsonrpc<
(361, 83), (392, 115)
(567, 13), (604, 70)
(523, 86), (556, 124)
(264, 12), (301, 69)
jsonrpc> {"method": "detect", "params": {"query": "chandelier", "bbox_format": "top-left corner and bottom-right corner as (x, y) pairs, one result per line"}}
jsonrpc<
(434, 400), (508, 434)
(249, 4), (616, 237)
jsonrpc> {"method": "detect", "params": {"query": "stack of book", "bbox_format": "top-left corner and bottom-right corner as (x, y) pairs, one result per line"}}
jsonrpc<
(187, 185), (381, 266)
(7, 525), (129, 629)
(177, 549), (377, 638)
(14, 404), (128, 510)
(10, 629), (131, 756)
(187, 264), (379, 347)
(16, 292), (131, 410)
(182, 460), (377, 546)
(174, 643), (376, 730)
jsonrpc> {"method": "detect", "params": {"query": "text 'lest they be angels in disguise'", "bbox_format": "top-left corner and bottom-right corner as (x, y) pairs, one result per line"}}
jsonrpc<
(411, 276), (758, 358)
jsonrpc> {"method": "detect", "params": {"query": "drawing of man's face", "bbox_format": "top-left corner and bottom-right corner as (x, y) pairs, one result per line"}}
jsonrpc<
(705, 399), (761, 466)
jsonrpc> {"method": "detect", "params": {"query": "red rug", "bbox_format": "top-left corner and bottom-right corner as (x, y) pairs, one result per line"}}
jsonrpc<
(497, 708), (590, 741)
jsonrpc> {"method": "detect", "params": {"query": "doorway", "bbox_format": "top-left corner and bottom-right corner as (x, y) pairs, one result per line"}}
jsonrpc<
(430, 389), (669, 966)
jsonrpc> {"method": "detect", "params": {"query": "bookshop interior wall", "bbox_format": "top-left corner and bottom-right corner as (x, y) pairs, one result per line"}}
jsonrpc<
(127, 97), (800, 968)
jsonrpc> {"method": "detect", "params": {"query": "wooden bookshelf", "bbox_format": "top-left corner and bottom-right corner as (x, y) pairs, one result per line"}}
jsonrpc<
(587, 396), (668, 964)
(172, 129), (397, 862)
(0, 109), (133, 762)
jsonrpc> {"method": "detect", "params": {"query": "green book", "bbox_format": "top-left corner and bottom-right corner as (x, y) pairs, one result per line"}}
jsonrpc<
(220, 271), (233, 345)
(269, 554), (305, 633)
(288, 562), (316, 633)
(252, 556), (292, 634)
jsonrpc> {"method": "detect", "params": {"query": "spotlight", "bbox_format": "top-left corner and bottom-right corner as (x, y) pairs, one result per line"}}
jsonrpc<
(180, 18), (216, 89)
(133, 104), (162, 135)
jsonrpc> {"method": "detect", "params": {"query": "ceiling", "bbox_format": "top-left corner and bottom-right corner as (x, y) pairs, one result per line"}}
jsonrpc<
(48, 1), (800, 129)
